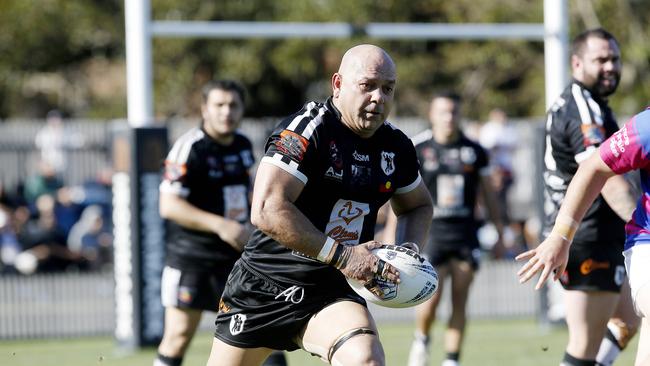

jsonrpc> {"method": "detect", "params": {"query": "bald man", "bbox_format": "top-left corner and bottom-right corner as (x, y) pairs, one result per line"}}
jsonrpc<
(207, 44), (433, 366)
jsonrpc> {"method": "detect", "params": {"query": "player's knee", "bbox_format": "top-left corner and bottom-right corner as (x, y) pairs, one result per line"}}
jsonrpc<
(327, 328), (383, 366)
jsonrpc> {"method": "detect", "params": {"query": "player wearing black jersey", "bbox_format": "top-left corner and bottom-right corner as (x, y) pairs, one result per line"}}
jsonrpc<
(539, 29), (638, 366)
(406, 92), (504, 366)
(154, 80), (286, 366)
(206, 45), (433, 366)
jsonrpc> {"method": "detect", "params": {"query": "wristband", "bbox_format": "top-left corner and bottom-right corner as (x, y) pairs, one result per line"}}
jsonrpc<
(317, 237), (337, 263)
(551, 214), (579, 243)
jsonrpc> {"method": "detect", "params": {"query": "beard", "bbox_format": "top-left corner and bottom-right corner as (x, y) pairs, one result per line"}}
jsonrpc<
(592, 73), (620, 98)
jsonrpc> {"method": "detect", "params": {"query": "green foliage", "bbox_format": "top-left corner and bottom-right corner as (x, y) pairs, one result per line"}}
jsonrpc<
(1, 1), (649, 120)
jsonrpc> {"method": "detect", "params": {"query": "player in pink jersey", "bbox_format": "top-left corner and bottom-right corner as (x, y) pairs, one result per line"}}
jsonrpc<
(518, 108), (650, 366)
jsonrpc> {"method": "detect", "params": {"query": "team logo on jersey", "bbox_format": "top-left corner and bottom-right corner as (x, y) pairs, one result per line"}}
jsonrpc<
(381, 151), (395, 176)
(580, 124), (606, 146)
(325, 140), (344, 181)
(460, 147), (477, 164)
(277, 130), (308, 162)
(615, 265), (625, 286)
(230, 314), (247, 335)
(325, 199), (369, 244)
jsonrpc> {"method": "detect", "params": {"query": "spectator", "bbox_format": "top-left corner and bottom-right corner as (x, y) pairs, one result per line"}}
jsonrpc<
(34, 109), (84, 174)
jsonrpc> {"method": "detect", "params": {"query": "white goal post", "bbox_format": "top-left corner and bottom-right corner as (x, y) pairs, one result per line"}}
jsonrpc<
(126, 0), (568, 127)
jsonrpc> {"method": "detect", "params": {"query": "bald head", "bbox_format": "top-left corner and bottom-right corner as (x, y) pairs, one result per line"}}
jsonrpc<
(338, 44), (396, 79)
(331, 44), (397, 138)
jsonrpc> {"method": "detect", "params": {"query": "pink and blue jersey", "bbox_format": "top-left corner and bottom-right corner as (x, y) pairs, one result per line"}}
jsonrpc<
(600, 108), (650, 250)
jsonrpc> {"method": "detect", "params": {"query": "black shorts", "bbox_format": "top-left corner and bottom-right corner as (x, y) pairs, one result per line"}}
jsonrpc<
(559, 241), (626, 292)
(214, 260), (366, 351)
(424, 245), (481, 271)
(161, 264), (234, 311)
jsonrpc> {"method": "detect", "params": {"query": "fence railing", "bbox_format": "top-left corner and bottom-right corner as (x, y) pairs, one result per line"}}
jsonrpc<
(0, 260), (538, 339)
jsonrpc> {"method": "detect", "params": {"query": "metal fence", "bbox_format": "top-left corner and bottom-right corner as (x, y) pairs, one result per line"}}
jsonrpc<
(0, 260), (538, 339)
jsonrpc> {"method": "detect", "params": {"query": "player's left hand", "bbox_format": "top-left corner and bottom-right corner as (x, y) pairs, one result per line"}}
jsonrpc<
(515, 233), (571, 290)
(335, 240), (400, 286)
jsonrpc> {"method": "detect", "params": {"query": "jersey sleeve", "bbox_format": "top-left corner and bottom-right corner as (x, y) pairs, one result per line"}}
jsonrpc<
(260, 111), (320, 185)
(394, 133), (422, 194)
(159, 133), (200, 198)
(600, 109), (650, 174)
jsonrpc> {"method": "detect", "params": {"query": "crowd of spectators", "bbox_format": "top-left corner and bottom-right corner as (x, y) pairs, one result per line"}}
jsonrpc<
(0, 160), (113, 275)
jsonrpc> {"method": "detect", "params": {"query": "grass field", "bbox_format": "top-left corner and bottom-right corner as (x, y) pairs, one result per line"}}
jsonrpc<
(0, 318), (639, 366)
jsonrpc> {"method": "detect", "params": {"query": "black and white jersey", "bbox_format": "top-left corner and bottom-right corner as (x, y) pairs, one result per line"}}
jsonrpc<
(412, 130), (489, 248)
(241, 98), (421, 289)
(543, 80), (624, 243)
(160, 127), (255, 271)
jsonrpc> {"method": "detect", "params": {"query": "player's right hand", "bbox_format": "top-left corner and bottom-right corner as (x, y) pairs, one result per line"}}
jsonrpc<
(216, 220), (252, 252)
(516, 232), (570, 290)
(336, 240), (400, 286)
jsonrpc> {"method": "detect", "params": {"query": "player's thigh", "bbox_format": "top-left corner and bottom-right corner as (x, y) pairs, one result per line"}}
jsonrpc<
(301, 300), (382, 363)
(206, 337), (273, 366)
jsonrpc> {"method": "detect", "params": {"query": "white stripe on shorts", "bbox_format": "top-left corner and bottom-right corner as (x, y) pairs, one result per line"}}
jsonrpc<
(161, 266), (182, 308)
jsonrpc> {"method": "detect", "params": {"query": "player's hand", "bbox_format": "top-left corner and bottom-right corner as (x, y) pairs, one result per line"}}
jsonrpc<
(515, 233), (570, 290)
(216, 220), (252, 252)
(335, 240), (400, 287)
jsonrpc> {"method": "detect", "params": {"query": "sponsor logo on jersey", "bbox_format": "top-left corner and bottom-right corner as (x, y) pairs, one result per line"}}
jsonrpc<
(229, 314), (247, 335)
(353, 150), (370, 162)
(274, 285), (305, 304)
(179, 287), (193, 304)
(615, 265), (625, 286)
(325, 140), (344, 181)
(581, 124), (606, 146)
(381, 151), (395, 175)
(325, 200), (369, 245)
(351, 165), (371, 185)
(277, 130), (308, 162)
(608, 126), (629, 158)
(579, 258), (610, 275)
(218, 299), (231, 314)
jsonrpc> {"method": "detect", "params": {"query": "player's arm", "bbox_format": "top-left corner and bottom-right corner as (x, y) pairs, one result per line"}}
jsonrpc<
(251, 161), (398, 284)
(478, 173), (506, 258)
(600, 174), (637, 222)
(159, 192), (250, 251)
(517, 152), (616, 289)
(389, 179), (433, 251)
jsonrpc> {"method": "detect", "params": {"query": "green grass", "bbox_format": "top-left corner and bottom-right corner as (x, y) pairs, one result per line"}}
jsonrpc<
(0, 318), (639, 366)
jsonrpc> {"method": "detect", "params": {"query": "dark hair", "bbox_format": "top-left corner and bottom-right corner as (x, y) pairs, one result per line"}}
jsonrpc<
(201, 79), (246, 105)
(571, 28), (619, 57)
(431, 90), (462, 104)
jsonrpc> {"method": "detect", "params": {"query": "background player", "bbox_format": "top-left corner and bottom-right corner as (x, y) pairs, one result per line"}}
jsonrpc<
(154, 80), (286, 366)
(539, 28), (638, 366)
(405, 92), (504, 366)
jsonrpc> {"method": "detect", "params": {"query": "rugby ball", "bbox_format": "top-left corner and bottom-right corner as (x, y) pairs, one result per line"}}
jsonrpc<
(347, 244), (438, 308)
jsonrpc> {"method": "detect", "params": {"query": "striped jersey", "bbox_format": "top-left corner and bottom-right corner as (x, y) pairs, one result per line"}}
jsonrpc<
(600, 108), (650, 250)
(159, 127), (255, 270)
(543, 80), (625, 244)
(240, 98), (421, 288)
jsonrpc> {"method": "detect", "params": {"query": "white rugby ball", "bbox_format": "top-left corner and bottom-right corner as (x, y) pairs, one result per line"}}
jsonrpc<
(347, 244), (438, 308)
